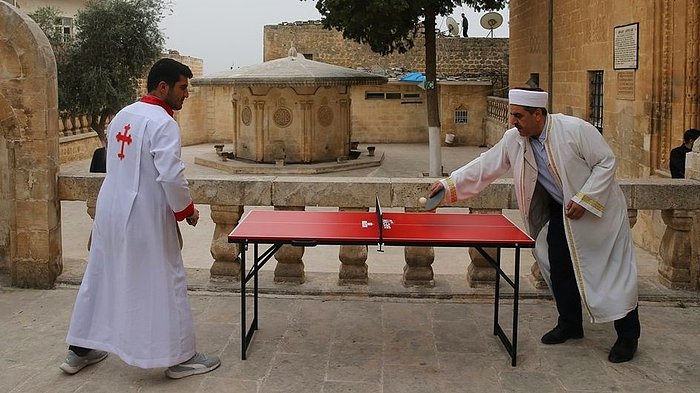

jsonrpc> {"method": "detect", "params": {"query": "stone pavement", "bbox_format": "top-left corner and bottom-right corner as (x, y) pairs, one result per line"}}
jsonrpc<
(1, 143), (699, 392)
(1, 287), (699, 392)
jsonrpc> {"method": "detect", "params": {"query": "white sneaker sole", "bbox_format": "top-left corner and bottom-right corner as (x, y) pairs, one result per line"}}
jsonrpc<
(59, 352), (108, 375)
(165, 361), (221, 379)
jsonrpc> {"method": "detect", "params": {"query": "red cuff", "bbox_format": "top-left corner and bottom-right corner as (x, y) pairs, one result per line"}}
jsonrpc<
(174, 202), (195, 221)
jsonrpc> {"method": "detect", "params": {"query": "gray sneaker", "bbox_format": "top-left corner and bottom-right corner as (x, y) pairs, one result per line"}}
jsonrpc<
(59, 349), (108, 375)
(165, 352), (221, 379)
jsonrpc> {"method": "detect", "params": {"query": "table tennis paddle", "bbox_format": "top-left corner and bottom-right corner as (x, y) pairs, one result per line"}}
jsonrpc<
(424, 187), (445, 210)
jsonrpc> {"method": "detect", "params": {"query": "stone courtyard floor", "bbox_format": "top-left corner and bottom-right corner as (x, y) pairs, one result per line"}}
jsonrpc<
(1, 288), (699, 392)
(1, 143), (699, 392)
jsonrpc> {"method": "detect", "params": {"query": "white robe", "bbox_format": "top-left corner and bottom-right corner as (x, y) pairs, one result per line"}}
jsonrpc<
(66, 101), (196, 368)
(441, 113), (638, 323)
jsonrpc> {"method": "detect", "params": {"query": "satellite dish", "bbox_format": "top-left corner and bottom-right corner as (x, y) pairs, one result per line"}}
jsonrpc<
(446, 17), (460, 37)
(480, 12), (503, 37)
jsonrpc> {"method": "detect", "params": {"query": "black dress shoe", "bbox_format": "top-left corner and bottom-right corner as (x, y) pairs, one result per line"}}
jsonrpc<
(608, 337), (638, 363)
(541, 325), (584, 345)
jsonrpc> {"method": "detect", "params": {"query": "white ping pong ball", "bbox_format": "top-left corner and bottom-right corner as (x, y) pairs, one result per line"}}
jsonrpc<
(419, 197), (427, 205)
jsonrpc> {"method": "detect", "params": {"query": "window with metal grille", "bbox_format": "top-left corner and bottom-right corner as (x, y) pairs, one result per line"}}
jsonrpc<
(455, 110), (468, 124)
(588, 71), (604, 132)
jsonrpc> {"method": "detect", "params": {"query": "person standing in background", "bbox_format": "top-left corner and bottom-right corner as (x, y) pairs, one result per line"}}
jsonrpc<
(461, 13), (469, 37)
(669, 128), (700, 178)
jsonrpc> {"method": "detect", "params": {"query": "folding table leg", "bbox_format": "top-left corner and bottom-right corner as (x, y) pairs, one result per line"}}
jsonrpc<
(240, 242), (247, 360)
(511, 246), (521, 366)
(493, 247), (500, 336)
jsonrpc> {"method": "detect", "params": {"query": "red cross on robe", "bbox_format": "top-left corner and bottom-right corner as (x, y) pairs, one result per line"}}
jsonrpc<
(116, 124), (132, 160)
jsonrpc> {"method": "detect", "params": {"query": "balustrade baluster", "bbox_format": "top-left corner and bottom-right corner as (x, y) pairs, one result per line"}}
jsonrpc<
(467, 208), (499, 287)
(659, 209), (694, 289)
(403, 207), (435, 287)
(210, 205), (244, 279)
(338, 207), (369, 284)
(273, 206), (305, 283)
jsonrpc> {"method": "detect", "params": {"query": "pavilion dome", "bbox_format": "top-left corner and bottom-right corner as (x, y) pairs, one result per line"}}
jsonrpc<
(193, 51), (388, 87)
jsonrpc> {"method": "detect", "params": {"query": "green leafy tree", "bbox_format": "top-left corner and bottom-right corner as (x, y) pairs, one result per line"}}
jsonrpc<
(31, 0), (170, 142)
(27, 6), (72, 66)
(27, 6), (67, 46)
(306, 0), (507, 176)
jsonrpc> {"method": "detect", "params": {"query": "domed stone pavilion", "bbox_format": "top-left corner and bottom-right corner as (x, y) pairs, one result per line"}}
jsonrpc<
(192, 48), (387, 164)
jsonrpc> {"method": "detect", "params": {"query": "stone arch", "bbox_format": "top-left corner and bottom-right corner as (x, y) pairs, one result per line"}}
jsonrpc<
(0, 3), (61, 288)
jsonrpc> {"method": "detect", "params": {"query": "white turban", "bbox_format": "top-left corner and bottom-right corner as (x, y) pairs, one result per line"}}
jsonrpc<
(509, 89), (548, 108)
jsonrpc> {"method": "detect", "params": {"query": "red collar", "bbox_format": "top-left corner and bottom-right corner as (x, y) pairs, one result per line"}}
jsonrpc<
(140, 95), (174, 117)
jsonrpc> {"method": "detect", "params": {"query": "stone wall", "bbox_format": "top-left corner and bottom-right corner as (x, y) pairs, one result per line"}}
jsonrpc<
(263, 21), (509, 79)
(163, 50), (204, 78)
(0, 2), (62, 287)
(349, 83), (427, 143)
(59, 133), (101, 163)
(350, 81), (492, 145)
(438, 83), (492, 146)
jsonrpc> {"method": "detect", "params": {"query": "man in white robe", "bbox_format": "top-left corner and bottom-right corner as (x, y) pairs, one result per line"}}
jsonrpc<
(61, 58), (221, 378)
(429, 88), (640, 363)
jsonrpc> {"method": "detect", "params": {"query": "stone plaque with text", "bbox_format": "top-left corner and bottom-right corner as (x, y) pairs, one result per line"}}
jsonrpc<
(617, 71), (635, 100)
(614, 23), (639, 69)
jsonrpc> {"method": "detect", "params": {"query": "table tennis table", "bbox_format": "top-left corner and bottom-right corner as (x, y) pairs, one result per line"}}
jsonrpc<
(228, 203), (535, 366)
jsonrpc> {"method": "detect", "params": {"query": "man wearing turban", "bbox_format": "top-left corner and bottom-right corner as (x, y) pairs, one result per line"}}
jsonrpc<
(429, 87), (640, 363)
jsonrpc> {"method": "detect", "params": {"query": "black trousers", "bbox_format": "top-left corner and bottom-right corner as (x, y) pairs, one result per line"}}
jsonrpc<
(547, 197), (640, 339)
(69, 345), (92, 356)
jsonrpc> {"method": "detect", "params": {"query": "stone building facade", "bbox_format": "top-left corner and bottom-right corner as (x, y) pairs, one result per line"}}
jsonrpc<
(350, 81), (492, 145)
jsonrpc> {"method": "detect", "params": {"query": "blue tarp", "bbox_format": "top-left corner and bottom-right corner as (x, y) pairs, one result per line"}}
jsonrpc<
(399, 72), (426, 82)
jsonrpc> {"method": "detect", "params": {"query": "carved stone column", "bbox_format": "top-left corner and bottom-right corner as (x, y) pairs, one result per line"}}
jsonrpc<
(467, 209), (500, 287)
(253, 100), (265, 161)
(403, 208), (434, 287)
(300, 100), (313, 163)
(659, 209), (693, 289)
(338, 207), (369, 284)
(210, 205), (244, 279)
(231, 97), (239, 154)
(273, 206), (305, 283)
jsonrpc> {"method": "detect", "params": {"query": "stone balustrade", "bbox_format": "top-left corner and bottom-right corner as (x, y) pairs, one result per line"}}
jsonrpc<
(58, 114), (92, 138)
(483, 96), (510, 147)
(57, 174), (700, 291)
(486, 96), (509, 125)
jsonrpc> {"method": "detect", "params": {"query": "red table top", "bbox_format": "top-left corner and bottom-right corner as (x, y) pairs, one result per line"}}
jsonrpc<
(228, 210), (534, 248)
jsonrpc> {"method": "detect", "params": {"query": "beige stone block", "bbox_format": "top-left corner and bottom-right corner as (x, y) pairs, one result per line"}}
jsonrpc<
(13, 229), (53, 260)
(13, 139), (50, 167)
(10, 258), (56, 289)
(188, 176), (273, 205)
(624, 179), (700, 210)
(13, 169), (53, 201)
(272, 177), (389, 208)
